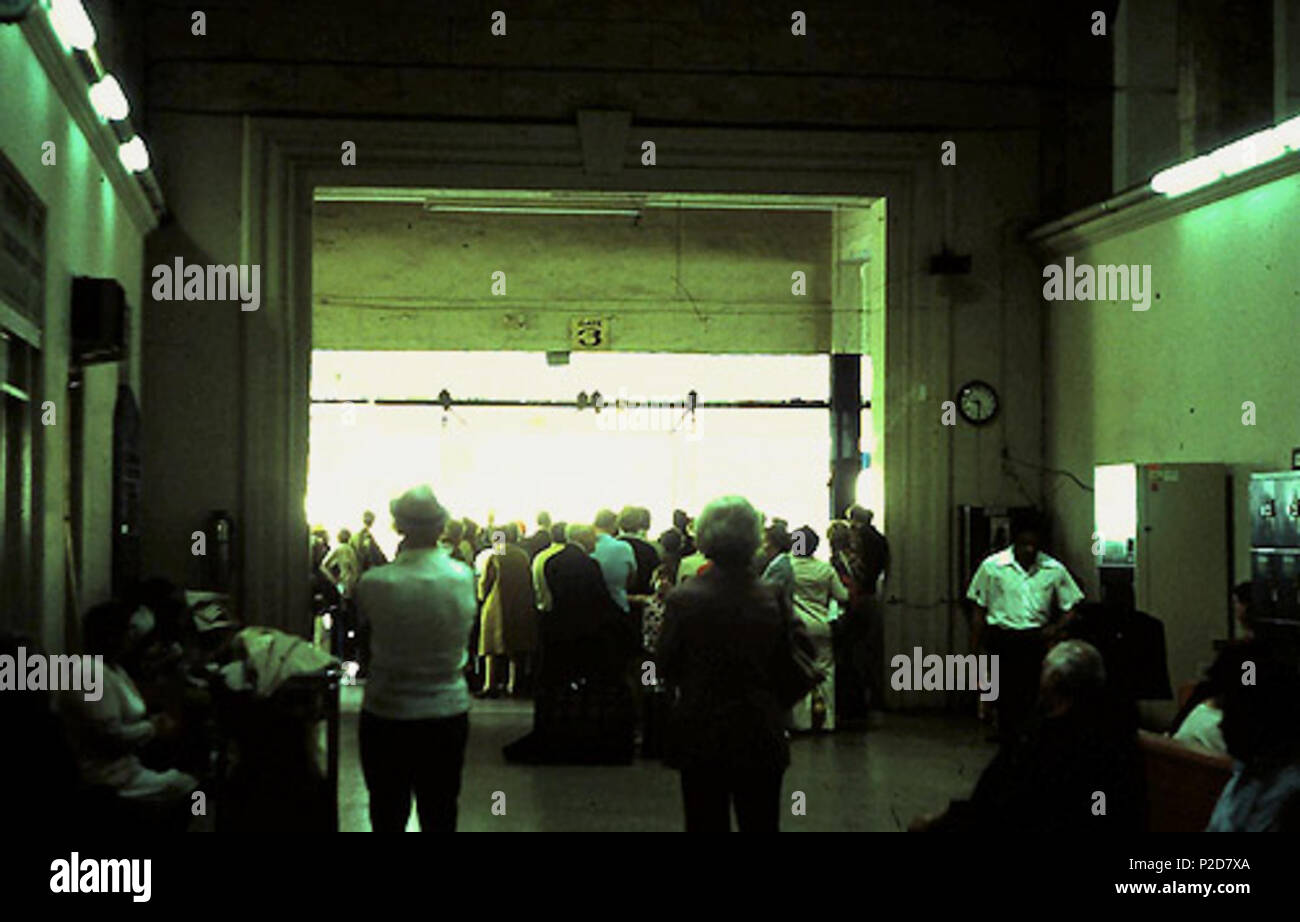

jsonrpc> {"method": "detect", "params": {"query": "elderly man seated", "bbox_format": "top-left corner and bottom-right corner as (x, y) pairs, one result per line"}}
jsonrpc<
(911, 639), (1143, 832)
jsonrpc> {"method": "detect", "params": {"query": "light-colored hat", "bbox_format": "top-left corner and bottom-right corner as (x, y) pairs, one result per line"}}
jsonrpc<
(390, 484), (447, 529)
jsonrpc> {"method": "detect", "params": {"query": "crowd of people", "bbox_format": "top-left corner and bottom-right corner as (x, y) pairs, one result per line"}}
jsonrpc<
(349, 491), (1300, 833)
(342, 487), (892, 830)
(8, 490), (1298, 834)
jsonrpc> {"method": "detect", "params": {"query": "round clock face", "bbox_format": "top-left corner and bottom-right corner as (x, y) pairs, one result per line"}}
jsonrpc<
(957, 380), (999, 425)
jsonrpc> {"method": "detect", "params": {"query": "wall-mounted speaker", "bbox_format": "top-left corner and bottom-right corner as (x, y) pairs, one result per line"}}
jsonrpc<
(71, 277), (127, 365)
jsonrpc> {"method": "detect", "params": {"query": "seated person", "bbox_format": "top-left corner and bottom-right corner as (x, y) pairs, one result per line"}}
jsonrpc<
(122, 578), (189, 683)
(1174, 698), (1227, 754)
(1207, 642), (1300, 831)
(59, 601), (199, 814)
(1168, 644), (1252, 755)
(910, 640), (1143, 832)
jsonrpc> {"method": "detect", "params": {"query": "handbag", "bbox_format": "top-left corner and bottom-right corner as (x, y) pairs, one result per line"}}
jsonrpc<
(770, 585), (826, 708)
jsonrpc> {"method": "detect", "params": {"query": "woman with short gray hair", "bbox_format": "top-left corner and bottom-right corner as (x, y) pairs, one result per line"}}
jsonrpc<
(355, 484), (477, 831)
(658, 495), (798, 831)
(693, 495), (764, 567)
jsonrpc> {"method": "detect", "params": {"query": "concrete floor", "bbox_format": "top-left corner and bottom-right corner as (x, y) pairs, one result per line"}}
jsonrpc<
(337, 685), (996, 832)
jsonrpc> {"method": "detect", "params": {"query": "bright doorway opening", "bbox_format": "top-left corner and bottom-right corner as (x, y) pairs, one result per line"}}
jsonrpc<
(308, 350), (872, 552)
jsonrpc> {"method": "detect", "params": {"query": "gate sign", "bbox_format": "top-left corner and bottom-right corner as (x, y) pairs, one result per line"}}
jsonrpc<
(570, 316), (609, 350)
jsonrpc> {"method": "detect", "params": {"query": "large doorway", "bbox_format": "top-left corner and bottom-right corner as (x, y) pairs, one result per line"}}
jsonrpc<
(309, 187), (882, 549)
(308, 350), (873, 547)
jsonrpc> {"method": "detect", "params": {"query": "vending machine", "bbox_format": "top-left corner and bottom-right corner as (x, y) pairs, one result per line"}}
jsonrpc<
(1248, 471), (1300, 662)
(1095, 463), (1232, 697)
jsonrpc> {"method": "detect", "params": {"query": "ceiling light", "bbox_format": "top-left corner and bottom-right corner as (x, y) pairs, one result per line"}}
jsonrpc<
(1211, 131), (1285, 177)
(118, 136), (149, 172)
(422, 203), (640, 217)
(48, 0), (96, 51)
(89, 75), (129, 121)
(1275, 114), (1300, 150)
(1150, 155), (1219, 197)
(1151, 117), (1300, 197)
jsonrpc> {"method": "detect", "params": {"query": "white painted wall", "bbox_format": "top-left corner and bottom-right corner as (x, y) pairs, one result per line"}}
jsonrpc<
(313, 203), (836, 353)
(1044, 168), (1300, 667)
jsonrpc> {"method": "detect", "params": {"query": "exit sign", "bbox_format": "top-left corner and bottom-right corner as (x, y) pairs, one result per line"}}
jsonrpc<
(570, 316), (609, 350)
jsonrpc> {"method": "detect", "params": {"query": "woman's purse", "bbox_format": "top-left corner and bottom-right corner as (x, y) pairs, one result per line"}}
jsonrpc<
(769, 585), (826, 708)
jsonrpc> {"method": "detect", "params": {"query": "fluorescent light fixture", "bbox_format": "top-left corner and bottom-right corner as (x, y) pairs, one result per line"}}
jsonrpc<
(118, 136), (149, 172)
(1150, 155), (1220, 197)
(48, 0), (96, 51)
(423, 203), (639, 217)
(88, 75), (129, 121)
(314, 187), (873, 211)
(1212, 130), (1285, 177)
(1151, 116), (1300, 197)
(1276, 114), (1300, 150)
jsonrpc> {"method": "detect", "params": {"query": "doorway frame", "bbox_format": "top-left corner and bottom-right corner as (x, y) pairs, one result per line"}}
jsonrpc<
(240, 115), (939, 632)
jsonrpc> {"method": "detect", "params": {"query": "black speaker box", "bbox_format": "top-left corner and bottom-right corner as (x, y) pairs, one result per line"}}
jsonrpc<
(71, 276), (127, 365)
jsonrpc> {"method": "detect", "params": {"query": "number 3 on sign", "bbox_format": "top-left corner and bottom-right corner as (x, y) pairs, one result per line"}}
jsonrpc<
(570, 317), (609, 350)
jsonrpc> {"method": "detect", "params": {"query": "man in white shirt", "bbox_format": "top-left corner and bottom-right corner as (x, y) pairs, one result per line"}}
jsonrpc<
(967, 514), (1084, 742)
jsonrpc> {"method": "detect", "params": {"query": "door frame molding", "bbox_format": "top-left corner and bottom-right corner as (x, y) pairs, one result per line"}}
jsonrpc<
(240, 115), (937, 632)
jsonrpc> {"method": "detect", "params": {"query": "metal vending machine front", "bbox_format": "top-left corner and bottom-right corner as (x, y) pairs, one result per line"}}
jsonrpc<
(1248, 472), (1300, 662)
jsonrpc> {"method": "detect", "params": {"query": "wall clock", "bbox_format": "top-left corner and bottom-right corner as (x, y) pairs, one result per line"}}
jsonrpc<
(957, 380), (999, 426)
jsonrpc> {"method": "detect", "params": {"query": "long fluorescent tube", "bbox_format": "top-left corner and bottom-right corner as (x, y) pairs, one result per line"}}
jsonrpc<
(1150, 155), (1220, 197)
(118, 137), (149, 172)
(422, 204), (640, 217)
(315, 187), (872, 210)
(1275, 114), (1300, 150)
(1212, 130), (1285, 177)
(1152, 115), (1300, 197)
(88, 75), (130, 121)
(48, 0), (96, 50)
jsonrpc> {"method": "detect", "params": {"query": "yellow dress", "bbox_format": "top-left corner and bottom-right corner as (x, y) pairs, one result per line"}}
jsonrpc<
(478, 544), (537, 656)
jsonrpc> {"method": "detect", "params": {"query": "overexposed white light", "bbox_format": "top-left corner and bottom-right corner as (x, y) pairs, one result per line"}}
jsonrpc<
(89, 75), (130, 121)
(1094, 463), (1137, 548)
(310, 350), (831, 403)
(1152, 117), (1300, 196)
(307, 352), (845, 557)
(1211, 131), (1285, 177)
(854, 469), (871, 508)
(118, 136), (149, 172)
(1150, 155), (1220, 197)
(1276, 115), (1300, 150)
(49, 0), (96, 50)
